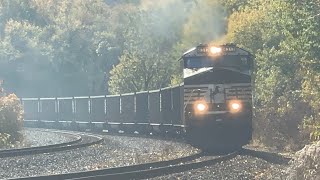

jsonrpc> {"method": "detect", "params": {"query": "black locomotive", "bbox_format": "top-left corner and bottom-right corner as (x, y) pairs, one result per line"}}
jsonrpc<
(182, 43), (254, 151)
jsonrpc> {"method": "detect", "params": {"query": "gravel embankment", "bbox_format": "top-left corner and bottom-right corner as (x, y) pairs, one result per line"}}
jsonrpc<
(151, 155), (288, 180)
(286, 141), (320, 180)
(0, 134), (199, 179)
(0, 129), (77, 150)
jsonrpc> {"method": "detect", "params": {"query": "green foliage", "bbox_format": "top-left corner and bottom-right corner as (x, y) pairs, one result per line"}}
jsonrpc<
(224, 0), (320, 149)
(177, 0), (226, 50)
(0, 0), (226, 95)
(218, 0), (249, 14)
(0, 94), (23, 145)
(108, 10), (176, 94)
(303, 116), (320, 141)
(0, 0), (121, 96)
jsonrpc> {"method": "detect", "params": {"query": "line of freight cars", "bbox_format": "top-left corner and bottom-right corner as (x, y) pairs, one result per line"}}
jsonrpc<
(22, 86), (185, 135)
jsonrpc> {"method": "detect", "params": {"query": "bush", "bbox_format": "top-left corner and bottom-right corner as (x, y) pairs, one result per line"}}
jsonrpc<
(253, 100), (309, 151)
(303, 116), (320, 142)
(286, 141), (320, 180)
(0, 133), (11, 147)
(0, 94), (23, 144)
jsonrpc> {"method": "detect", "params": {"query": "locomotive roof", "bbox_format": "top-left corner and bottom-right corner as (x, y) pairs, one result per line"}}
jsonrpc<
(182, 43), (252, 58)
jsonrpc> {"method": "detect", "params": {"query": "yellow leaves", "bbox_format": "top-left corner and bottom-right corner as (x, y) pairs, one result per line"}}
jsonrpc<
(226, 8), (265, 52)
(226, 0), (299, 54)
(0, 133), (10, 147)
(180, 0), (226, 48)
(310, 131), (320, 141)
(303, 118), (320, 142)
(0, 94), (23, 141)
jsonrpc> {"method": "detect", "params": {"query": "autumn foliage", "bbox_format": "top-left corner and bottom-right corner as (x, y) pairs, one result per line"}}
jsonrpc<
(0, 94), (23, 147)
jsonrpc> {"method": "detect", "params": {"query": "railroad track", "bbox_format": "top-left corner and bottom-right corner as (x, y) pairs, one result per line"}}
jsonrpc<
(12, 150), (237, 180)
(4, 128), (292, 180)
(10, 146), (291, 180)
(0, 129), (103, 158)
(240, 148), (292, 165)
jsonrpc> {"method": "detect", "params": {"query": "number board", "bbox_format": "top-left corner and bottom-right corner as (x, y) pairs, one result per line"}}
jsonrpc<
(196, 46), (209, 54)
(224, 46), (236, 52)
(196, 46), (237, 54)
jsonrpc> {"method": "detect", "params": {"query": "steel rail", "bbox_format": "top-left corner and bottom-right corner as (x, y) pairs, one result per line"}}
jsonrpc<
(10, 146), (292, 180)
(71, 148), (291, 180)
(72, 152), (238, 180)
(0, 130), (103, 158)
(11, 151), (237, 180)
(13, 152), (204, 180)
(239, 148), (292, 165)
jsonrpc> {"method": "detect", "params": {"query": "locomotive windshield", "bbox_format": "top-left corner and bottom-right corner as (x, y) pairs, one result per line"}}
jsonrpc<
(184, 56), (251, 70)
(184, 67), (213, 78)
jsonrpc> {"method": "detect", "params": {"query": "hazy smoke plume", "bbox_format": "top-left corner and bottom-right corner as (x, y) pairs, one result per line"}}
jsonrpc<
(0, 0), (228, 97)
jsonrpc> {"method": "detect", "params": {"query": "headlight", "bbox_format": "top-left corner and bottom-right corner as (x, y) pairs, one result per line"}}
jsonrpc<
(231, 103), (240, 110)
(194, 101), (208, 113)
(228, 101), (242, 113)
(196, 103), (207, 111)
(210, 46), (222, 54)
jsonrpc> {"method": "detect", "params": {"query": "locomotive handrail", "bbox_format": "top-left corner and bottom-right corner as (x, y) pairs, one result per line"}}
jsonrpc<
(184, 89), (196, 110)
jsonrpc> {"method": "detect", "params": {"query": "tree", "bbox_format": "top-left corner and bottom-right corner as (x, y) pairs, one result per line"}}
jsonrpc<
(108, 10), (176, 94)
(225, 0), (320, 148)
(178, 0), (226, 49)
(218, 0), (249, 14)
(0, 0), (122, 96)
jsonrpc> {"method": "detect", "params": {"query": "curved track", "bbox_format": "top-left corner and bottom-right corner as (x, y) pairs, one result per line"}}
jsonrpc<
(0, 130), (103, 158)
(9, 145), (292, 180)
(240, 148), (292, 165)
(12, 151), (237, 180)
(4, 128), (292, 180)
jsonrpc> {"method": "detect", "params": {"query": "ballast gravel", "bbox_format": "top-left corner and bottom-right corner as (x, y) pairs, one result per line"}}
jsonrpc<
(0, 129), (76, 150)
(151, 155), (289, 180)
(0, 130), (292, 180)
(0, 133), (199, 179)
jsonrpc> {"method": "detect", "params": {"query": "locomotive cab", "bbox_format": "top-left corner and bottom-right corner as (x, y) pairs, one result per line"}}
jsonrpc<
(182, 44), (254, 152)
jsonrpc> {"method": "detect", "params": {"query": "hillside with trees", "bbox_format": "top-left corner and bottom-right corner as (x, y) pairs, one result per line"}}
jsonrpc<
(0, 0), (319, 169)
